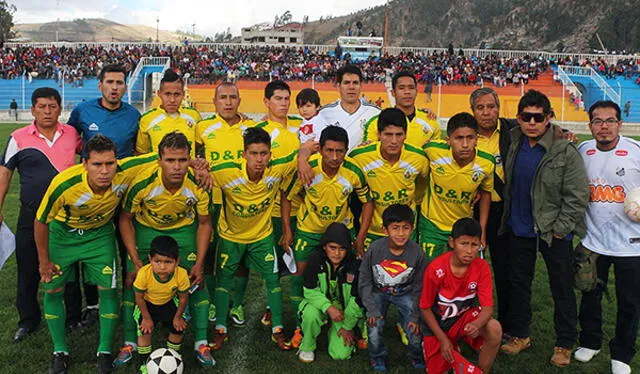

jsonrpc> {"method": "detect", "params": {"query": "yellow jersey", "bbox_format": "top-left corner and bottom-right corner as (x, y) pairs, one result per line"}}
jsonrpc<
(420, 141), (495, 232)
(285, 153), (371, 234)
(36, 153), (159, 230)
(349, 142), (429, 236)
(133, 263), (190, 305)
(122, 168), (210, 230)
(136, 106), (201, 156)
(476, 123), (505, 202)
(363, 109), (442, 148)
(212, 152), (297, 243)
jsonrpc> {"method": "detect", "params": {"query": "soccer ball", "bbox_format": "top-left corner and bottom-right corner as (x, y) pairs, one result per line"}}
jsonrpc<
(624, 187), (640, 222)
(146, 348), (184, 374)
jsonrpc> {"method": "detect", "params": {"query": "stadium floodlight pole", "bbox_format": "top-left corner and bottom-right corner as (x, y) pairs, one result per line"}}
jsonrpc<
(156, 17), (159, 43)
(383, 0), (389, 48)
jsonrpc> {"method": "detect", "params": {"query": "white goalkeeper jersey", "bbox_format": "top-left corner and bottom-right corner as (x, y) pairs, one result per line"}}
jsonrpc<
(316, 100), (380, 151)
(578, 136), (640, 256)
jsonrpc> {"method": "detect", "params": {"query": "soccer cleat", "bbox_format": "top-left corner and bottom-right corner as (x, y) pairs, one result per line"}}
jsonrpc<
(113, 344), (135, 366)
(271, 327), (292, 350)
(66, 321), (86, 333)
(195, 344), (216, 366)
(291, 328), (303, 349)
(136, 364), (148, 374)
(80, 307), (99, 328)
(210, 329), (229, 351)
(500, 336), (531, 355)
(357, 338), (368, 350)
(260, 308), (272, 326)
(395, 322), (409, 346)
(96, 352), (115, 374)
(208, 304), (216, 323)
(230, 305), (246, 327)
(612, 359), (631, 374)
(48, 352), (70, 374)
(297, 350), (314, 363)
(574, 347), (600, 363)
(370, 358), (387, 372)
(550, 346), (572, 367)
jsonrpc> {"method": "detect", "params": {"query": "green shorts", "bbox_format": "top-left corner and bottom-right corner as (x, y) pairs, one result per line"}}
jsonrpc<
(293, 230), (323, 263)
(418, 216), (451, 261)
(127, 221), (197, 273)
(45, 220), (117, 290)
(217, 234), (278, 275)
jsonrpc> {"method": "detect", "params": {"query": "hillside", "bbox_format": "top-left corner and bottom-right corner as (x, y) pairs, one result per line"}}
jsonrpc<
(304, 0), (640, 53)
(14, 19), (195, 43)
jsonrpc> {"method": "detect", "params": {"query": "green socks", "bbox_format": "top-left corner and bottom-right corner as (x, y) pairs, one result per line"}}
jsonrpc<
(263, 272), (283, 329)
(232, 275), (249, 308)
(98, 288), (119, 353)
(189, 288), (209, 342)
(44, 290), (68, 353)
(290, 274), (304, 327)
(122, 287), (137, 344)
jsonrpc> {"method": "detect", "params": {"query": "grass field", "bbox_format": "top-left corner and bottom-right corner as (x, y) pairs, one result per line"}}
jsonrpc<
(0, 123), (637, 373)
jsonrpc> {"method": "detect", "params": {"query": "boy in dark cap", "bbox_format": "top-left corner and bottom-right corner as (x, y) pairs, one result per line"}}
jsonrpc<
(297, 223), (364, 363)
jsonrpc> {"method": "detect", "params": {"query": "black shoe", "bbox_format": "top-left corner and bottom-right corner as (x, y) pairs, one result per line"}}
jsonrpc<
(66, 321), (86, 333)
(13, 326), (35, 343)
(49, 352), (70, 374)
(97, 352), (115, 374)
(81, 308), (99, 328)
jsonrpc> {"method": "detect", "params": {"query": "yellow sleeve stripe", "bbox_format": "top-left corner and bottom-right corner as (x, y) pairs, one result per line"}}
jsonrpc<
(37, 174), (83, 223)
(123, 170), (158, 212)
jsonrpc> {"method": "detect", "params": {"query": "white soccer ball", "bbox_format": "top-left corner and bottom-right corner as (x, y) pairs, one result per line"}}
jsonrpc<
(624, 187), (640, 222)
(146, 348), (184, 374)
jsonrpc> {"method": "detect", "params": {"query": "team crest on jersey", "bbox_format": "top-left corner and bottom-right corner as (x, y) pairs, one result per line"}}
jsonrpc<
(367, 170), (377, 178)
(185, 197), (196, 206)
(346, 272), (355, 284)
(435, 268), (445, 279)
(435, 166), (445, 176)
(404, 169), (412, 180)
(617, 167), (626, 177)
(187, 120), (195, 128)
(422, 125), (431, 134)
(468, 282), (478, 292)
(266, 181), (274, 190)
(472, 170), (483, 182)
(341, 185), (352, 197)
(89, 123), (99, 131)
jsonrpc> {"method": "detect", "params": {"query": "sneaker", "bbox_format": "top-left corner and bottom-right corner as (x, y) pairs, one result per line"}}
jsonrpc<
(297, 350), (314, 363)
(500, 336), (531, 355)
(48, 352), (70, 374)
(370, 358), (387, 372)
(260, 309), (272, 326)
(195, 344), (216, 366)
(80, 307), (99, 328)
(96, 352), (115, 374)
(113, 344), (135, 366)
(395, 322), (408, 346)
(550, 346), (572, 367)
(210, 329), (229, 351)
(137, 364), (148, 374)
(574, 347), (600, 363)
(357, 337), (368, 350)
(208, 304), (216, 323)
(612, 359), (631, 374)
(230, 305), (246, 327)
(271, 327), (292, 350)
(291, 328), (303, 349)
(410, 359), (425, 369)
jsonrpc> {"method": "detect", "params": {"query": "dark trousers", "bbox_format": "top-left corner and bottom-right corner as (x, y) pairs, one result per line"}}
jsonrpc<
(15, 205), (41, 330)
(578, 252), (640, 364)
(64, 265), (99, 324)
(506, 231), (577, 348)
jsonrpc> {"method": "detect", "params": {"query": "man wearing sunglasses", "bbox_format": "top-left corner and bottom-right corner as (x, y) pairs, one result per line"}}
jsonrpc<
(498, 90), (589, 368)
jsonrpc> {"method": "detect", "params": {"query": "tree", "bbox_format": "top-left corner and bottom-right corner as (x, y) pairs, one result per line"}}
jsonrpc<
(0, 1), (16, 46)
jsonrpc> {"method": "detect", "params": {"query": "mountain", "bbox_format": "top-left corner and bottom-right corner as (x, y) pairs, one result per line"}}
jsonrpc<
(303, 0), (640, 53)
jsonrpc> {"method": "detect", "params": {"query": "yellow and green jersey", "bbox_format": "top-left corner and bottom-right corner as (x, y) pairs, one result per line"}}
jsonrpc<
(36, 153), (159, 230)
(122, 167), (210, 230)
(195, 113), (256, 204)
(285, 153), (371, 234)
(136, 106), (201, 156)
(133, 264), (190, 305)
(476, 123), (504, 202)
(349, 142), (429, 236)
(363, 109), (442, 148)
(212, 152), (297, 243)
(420, 140), (495, 232)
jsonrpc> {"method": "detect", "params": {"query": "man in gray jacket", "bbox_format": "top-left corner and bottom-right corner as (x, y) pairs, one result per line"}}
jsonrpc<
(498, 90), (589, 368)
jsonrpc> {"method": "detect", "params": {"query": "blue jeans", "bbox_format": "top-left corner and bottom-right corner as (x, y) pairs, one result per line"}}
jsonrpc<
(367, 291), (423, 362)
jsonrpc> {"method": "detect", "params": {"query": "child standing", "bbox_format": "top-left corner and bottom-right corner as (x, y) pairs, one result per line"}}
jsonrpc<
(296, 88), (321, 143)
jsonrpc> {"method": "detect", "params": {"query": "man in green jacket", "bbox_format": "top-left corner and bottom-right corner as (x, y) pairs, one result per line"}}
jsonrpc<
(297, 222), (364, 363)
(498, 90), (589, 368)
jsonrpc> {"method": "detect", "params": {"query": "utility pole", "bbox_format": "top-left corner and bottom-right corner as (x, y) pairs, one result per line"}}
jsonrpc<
(56, 0), (60, 42)
(156, 17), (159, 42)
(383, 0), (389, 48)
(192, 24), (196, 36)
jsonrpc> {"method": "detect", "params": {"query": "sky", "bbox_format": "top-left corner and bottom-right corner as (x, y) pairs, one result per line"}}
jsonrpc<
(13, 0), (388, 36)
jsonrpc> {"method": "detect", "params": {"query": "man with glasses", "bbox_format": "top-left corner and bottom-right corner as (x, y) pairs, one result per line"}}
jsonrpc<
(498, 90), (589, 368)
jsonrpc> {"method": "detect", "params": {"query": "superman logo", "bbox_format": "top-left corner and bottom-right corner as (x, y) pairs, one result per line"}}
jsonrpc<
(379, 259), (408, 277)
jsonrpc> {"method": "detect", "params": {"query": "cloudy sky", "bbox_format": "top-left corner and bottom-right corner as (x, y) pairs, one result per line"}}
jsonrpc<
(14, 0), (388, 36)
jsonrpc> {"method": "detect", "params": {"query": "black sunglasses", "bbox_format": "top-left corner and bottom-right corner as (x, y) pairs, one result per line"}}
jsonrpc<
(519, 112), (547, 123)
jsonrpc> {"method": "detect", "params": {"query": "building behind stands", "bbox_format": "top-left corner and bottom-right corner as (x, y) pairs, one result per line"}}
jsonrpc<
(241, 23), (304, 45)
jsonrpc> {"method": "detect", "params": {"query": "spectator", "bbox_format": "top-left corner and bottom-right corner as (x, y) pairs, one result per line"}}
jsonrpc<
(9, 98), (17, 121)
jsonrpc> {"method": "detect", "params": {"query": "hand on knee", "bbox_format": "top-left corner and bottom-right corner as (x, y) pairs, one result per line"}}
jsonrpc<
(481, 319), (502, 345)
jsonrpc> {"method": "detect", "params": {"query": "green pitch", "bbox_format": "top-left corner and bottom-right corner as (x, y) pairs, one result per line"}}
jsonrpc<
(0, 123), (636, 373)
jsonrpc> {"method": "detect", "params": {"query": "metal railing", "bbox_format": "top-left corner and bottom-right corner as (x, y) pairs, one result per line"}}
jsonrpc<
(559, 65), (621, 104)
(127, 57), (171, 105)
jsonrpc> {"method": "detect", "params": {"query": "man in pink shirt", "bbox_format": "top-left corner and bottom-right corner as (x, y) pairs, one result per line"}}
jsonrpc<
(0, 87), (81, 342)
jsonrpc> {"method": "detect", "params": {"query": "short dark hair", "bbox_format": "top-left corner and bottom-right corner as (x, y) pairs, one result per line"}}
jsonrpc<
(31, 87), (61, 106)
(264, 80), (291, 99)
(243, 127), (271, 150)
(84, 134), (117, 158)
(450, 217), (482, 240)
(337, 65), (363, 83)
(296, 88), (320, 107)
(588, 100), (621, 121)
(377, 108), (407, 133)
(517, 89), (552, 115)
(382, 204), (414, 228)
(447, 112), (478, 136)
(319, 125), (349, 149)
(150, 235), (179, 260)
(158, 131), (191, 156)
(98, 64), (127, 82)
(391, 71), (416, 90)
(159, 69), (184, 89)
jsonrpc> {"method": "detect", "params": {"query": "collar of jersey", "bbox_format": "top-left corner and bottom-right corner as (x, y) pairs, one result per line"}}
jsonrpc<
(153, 270), (174, 283)
(375, 142), (406, 166)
